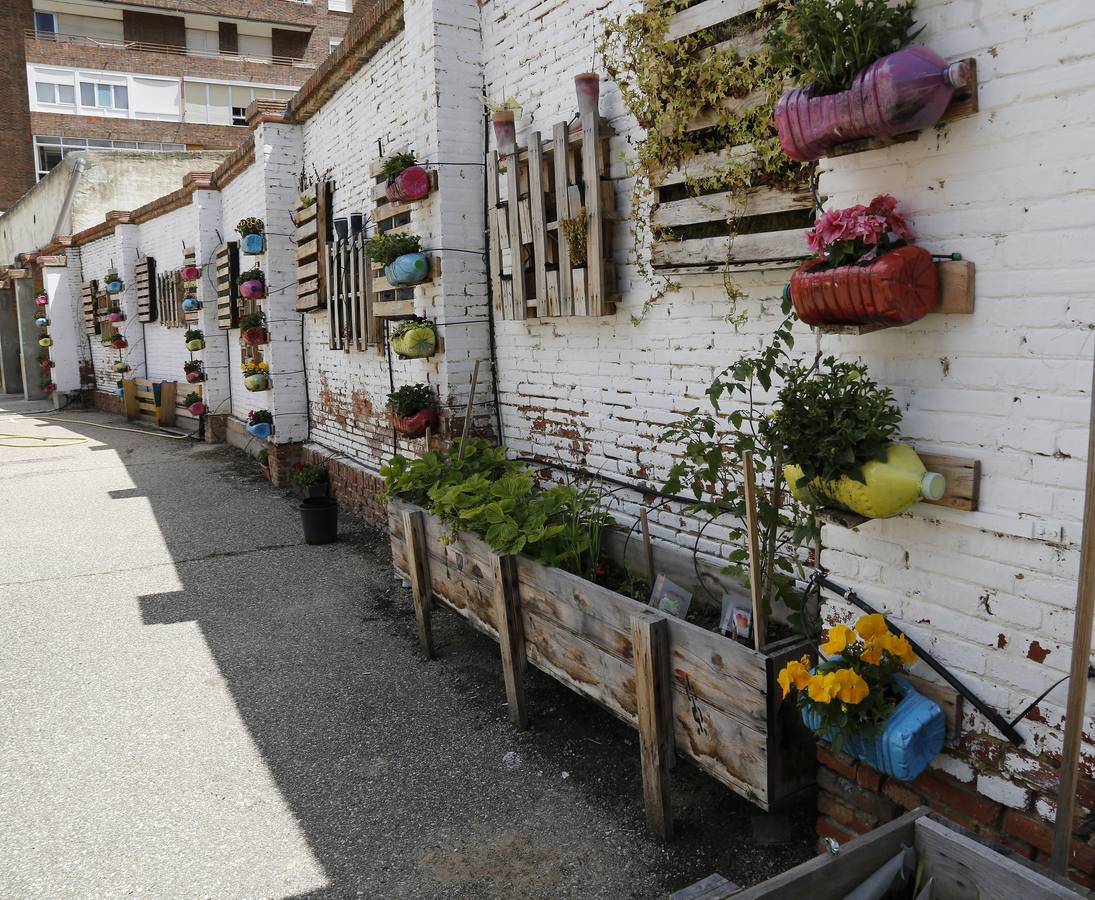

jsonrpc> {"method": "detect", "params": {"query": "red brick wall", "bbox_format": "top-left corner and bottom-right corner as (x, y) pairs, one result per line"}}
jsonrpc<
(0, 0), (36, 209)
(89, 388), (125, 415)
(816, 741), (1095, 890)
(30, 112), (244, 150)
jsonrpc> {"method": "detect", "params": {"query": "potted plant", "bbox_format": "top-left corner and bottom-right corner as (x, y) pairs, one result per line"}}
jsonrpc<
(38, 336), (52, 348)
(182, 293), (201, 312)
(39, 356), (54, 370)
(115, 378), (125, 397)
(112, 336), (127, 350)
(104, 270), (124, 294)
(107, 306), (125, 323)
(247, 408), (273, 439)
(382, 152), (431, 203)
(113, 361), (130, 374)
(574, 72), (600, 116)
(767, 0), (972, 161)
(299, 495), (339, 545)
(35, 293), (48, 307)
(35, 316), (49, 327)
(789, 195), (937, 327)
(484, 96), (520, 153)
(389, 318), (438, 359)
(386, 383), (438, 438)
(101, 334), (114, 346)
(238, 217), (266, 255)
(42, 381), (56, 395)
(366, 233), (429, 287)
(185, 329), (205, 351)
(239, 267), (266, 299)
(241, 359), (271, 392)
(779, 613), (944, 780)
(183, 360), (206, 383)
(184, 391), (206, 416)
(239, 311), (269, 346)
(289, 461), (331, 499)
(763, 357), (945, 519)
(257, 448), (271, 480)
(181, 263), (202, 282)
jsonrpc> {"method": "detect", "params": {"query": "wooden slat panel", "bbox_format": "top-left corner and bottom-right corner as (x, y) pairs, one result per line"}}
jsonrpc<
(919, 453), (980, 512)
(652, 229), (808, 268)
(553, 120), (574, 316)
(666, 0), (763, 41)
(505, 145), (526, 320)
(80, 281), (100, 335)
(214, 242), (239, 330)
(581, 111), (605, 316)
(653, 186), (813, 228)
(487, 151), (504, 320)
(527, 132), (548, 315)
(135, 257), (156, 323)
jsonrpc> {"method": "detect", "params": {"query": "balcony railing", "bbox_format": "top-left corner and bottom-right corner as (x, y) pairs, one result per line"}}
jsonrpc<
(26, 30), (315, 69)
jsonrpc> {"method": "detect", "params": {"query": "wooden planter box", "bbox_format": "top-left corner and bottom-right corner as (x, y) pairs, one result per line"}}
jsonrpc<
(389, 499), (816, 836)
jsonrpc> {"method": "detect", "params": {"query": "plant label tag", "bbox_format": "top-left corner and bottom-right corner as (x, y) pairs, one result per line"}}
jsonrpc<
(650, 574), (692, 619)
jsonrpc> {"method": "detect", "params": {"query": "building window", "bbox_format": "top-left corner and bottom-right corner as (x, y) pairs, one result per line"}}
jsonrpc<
(329, 38), (341, 52)
(33, 136), (186, 180)
(35, 82), (75, 106)
(231, 106), (247, 126)
(79, 81), (128, 110)
(328, 0), (352, 10)
(33, 11), (57, 35)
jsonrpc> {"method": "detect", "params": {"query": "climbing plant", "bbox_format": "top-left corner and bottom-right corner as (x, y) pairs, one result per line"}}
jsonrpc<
(599, 0), (812, 322)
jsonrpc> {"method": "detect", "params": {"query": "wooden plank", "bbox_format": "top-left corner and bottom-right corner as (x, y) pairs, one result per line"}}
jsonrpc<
(915, 815), (1085, 900)
(505, 146), (526, 320)
(315, 181), (331, 310)
(686, 87), (772, 133)
(486, 151), (504, 321)
(653, 186), (813, 228)
(527, 132), (549, 314)
(919, 452), (980, 512)
(906, 674), (963, 745)
(665, 0), (763, 41)
(295, 215), (318, 243)
(372, 299), (415, 319)
(672, 874), (742, 900)
(632, 610), (675, 840)
(651, 229), (808, 268)
(327, 242), (338, 349)
(296, 202), (317, 225)
(492, 553), (528, 729)
(742, 451), (766, 651)
(158, 381), (177, 426)
(581, 111), (605, 316)
(402, 509), (436, 659)
(552, 121), (574, 317)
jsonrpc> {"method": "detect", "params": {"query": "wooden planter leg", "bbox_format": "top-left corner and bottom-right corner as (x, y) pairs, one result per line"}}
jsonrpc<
(401, 509), (436, 660)
(492, 553), (528, 729)
(631, 610), (674, 840)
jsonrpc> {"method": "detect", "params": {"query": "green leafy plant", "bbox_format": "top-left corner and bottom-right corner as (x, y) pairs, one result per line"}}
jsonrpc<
(239, 311), (266, 331)
(248, 409), (273, 425)
(661, 302), (819, 633)
(390, 317), (434, 342)
(184, 329), (204, 343)
(763, 357), (902, 488)
(366, 232), (422, 267)
(482, 96), (520, 114)
(237, 217), (265, 236)
(257, 448), (269, 465)
(240, 267), (265, 284)
(561, 208), (588, 268)
(183, 392), (202, 407)
(183, 360), (203, 373)
(766, 0), (921, 97)
(381, 152), (417, 182)
(289, 462), (329, 488)
(299, 194), (316, 208)
(386, 383), (435, 419)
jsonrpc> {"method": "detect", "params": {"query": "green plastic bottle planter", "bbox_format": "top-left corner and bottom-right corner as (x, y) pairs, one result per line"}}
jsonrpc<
(244, 373), (270, 392)
(186, 339), (205, 351)
(38, 337), (52, 348)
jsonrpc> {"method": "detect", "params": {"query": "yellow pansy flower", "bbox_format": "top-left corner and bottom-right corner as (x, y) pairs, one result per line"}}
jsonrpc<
(856, 613), (889, 641)
(888, 633), (917, 664)
(777, 659), (812, 698)
(807, 672), (836, 703)
(821, 624), (856, 655)
(860, 644), (883, 666)
(830, 668), (870, 704)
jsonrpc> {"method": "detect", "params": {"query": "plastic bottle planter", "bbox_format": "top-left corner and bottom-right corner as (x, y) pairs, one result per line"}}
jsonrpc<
(385, 253), (429, 287)
(775, 48), (973, 161)
(492, 110), (517, 154)
(113, 362), (130, 374)
(785, 442), (945, 519)
(240, 279), (266, 300)
(241, 326), (269, 346)
(390, 322), (437, 359)
(185, 370), (205, 384)
(788, 246), (939, 327)
(391, 407), (438, 439)
(35, 294), (48, 307)
(43, 382), (57, 395)
(39, 359), (55, 369)
(108, 311), (125, 323)
(574, 72), (600, 116)
(181, 265), (202, 282)
(105, 276), (124, 294)
(241, 233), (266, 255)
(802, 676), (944, 781)
(246, 421), (273, 439)
(35, 316), (49, 327)
(114, 386), (125, 397)
(188, 400), (207, 416)
(384, 165), (431, 203)
(244, 373), (271, 392)
(186, 338), (205, 351)
(112, 337), (128, 349)
(182, 296), (202, 312)
(38, 337), (52, 348)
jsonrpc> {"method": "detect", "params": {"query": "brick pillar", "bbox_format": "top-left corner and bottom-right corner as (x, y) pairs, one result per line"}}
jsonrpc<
(191, 182), (231, 430)
(267, 440), (302, 487)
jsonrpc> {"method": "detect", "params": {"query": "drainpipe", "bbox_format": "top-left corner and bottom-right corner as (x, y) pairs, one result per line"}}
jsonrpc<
(51, 156), (86, 240)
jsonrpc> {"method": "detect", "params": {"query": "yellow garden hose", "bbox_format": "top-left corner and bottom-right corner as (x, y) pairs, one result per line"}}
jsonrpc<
(0, 418), (192, 445)
(0, 433), (89, 448)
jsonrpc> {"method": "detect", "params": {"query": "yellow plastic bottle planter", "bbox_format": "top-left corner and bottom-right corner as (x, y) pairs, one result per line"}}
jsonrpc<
(785, 442), (945, 520)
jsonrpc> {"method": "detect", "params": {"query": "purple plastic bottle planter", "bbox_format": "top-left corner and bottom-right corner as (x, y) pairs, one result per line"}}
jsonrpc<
(775, 47), (972, 162)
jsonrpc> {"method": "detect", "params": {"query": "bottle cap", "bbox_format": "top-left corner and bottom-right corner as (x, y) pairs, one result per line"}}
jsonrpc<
(945, 60), (972, 90)
(921, 472), (946, 501)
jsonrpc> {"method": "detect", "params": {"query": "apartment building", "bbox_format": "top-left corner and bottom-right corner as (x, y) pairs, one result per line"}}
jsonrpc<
(0, 0), (351, 211)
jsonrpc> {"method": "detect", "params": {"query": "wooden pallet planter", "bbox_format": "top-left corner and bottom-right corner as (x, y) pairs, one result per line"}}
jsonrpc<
(156, 268), (185, 328)
(122, 378), (177, 427)
(326, 232), (379, 351)
(214, 242), (240, 329)
(488, 114), (618, 319)
(80, 280), (100, 335)
(295, 181), (331, 312)
(388, 498), (817, 828)
(134, 257), (156, 323)
(182, 248), (199, 325)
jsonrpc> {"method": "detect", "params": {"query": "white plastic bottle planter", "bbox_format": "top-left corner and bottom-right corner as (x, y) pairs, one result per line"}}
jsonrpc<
(35, 316), (49, 327)
(182, 295), (201, 312)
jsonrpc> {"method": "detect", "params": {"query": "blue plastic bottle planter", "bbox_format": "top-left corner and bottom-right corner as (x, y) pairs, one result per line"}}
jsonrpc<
(106, 280), (124, 294)
(385, 252), (429, 286)
(802, 676), (945, 781)
(182, 296), (201, 311)
(36, 317), (49, 326)
(242, 233), (265, 254)
(246, 422), (272, 439)
(115, 387), (125, 396)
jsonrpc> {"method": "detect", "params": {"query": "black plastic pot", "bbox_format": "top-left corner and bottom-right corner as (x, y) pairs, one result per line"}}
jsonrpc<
(300, 496), (338, 545)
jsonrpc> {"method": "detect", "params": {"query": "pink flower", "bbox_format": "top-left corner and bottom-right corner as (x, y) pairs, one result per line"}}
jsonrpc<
(869, 194), (914, 241)
(868, 194), (898, 215)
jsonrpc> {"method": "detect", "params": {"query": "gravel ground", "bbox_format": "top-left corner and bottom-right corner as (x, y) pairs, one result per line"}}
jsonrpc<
(0, 402), (813, 898)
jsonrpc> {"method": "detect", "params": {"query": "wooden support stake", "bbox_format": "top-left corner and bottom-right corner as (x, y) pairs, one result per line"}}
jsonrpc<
(458, 359), (482, 458)
(492, 553), (528, 729)
(742, 451), (767, 651)
(1052, 346), (1095, 874)
(505, 146), (526, 320)
(401, 509), (436, 659)
(631, 610), (674, 840)
(640, 508), (655, 584)
(580, 110), (604, 317)
(552, 121), (574, 317)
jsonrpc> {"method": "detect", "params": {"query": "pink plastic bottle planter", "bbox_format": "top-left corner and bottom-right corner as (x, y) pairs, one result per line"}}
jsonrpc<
(775, 48), (972, 162)
(35, 294), (48, 306)
(181, 265), (202, 281)
(240, 279), (266, 300)
(108, 311), (125, 323)
(574, 72), (600, 117)
(492, 110), (517, 155)
(188, 401), (207, 416)
(384, 165), (431, 203)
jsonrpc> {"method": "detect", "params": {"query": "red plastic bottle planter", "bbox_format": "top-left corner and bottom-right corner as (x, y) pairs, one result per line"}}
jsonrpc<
(242, 326), (269, 346)
(391, 407), (437, 439)
(384, 165), (431, 203)
(775, 48), (971, 161)
(789, 245), (939, 327)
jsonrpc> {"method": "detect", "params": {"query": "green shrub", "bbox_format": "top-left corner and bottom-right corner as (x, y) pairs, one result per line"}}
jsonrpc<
(386, 383), (435, 418)
(366, 232), (421, 267)
(381, 152), (417, 182)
